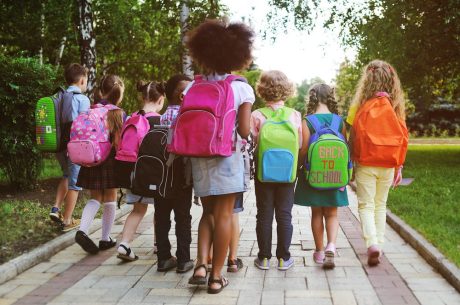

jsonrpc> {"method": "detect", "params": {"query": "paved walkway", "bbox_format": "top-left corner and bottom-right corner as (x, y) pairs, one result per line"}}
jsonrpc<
(0, 187), (459, 305)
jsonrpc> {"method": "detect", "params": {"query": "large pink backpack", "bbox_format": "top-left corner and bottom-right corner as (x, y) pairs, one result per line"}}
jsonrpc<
(168, 74), (246, 157)
(115, 111), (157, 162)
(67, 104), (119, 167)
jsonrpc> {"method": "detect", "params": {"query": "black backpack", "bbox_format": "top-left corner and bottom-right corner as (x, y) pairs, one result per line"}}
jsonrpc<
(131, 118), (186, 199)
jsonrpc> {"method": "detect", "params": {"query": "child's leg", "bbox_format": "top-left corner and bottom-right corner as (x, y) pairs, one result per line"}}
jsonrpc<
(53, 177), (68, 210)
(62, 162), (82, 225)
(311, 207), (325, 251)
(120, 202), (148, 245)
(374, 168), (394, 248)
(255, 180), (275, 260)
(154, 197), (174, 262)
(210, 194), (235, 286)
(323, 207), (339, 245)
(274, 184), (294, 261)
(355, 166), (379, 248)
(193, 200), (214, 278)
(101, 188), (117, 241)
(79, 189), (103, 234)
(228, 213), (240, 261)
(173, 187), (193, 264)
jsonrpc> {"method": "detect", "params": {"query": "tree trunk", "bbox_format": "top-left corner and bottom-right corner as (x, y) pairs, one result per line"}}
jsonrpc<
(76, 0), (96, 95)
(55, 36), (67, 71)
(39, 3), (45, 66)
(180, 1), (193, 77)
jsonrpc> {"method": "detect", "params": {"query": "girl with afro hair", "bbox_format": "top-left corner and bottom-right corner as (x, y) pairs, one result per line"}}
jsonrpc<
(185, 19), (255, 294)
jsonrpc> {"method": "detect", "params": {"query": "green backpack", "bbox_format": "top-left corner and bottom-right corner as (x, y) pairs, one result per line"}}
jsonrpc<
(35, 88), (76, 152)
(304, 114), (352, 190)
(257, 107), (299, 183)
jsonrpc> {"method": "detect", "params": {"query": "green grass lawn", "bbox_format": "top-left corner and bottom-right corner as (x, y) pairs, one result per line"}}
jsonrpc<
(387, 145), (460, 267)
(0, 158), (62, 183)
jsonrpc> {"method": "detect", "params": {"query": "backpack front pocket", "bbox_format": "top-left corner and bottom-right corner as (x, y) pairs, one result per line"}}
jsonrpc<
(132, 156), (166, 197)
(172, 110), (217, 157)
(262, 149), (294, 183)
(67, 140), (98, 166)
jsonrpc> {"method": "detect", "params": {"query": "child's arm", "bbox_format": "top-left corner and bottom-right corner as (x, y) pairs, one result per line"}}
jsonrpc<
(298, 120), (310, 168)
(237, 102), (252, 139)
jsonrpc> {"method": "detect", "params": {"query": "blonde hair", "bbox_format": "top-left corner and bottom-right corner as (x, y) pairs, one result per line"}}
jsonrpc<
(256, 70), (294, 102)
(351, 60), (405, 120)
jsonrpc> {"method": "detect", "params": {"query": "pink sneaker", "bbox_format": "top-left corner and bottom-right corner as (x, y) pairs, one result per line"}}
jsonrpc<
(323, 243), (336, 269)
(313, 250), (325, 264)
(367, 245), (381, 266)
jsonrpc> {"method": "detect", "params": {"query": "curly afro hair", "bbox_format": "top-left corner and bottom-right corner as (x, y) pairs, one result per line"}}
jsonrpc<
(187, 19), (255, 74)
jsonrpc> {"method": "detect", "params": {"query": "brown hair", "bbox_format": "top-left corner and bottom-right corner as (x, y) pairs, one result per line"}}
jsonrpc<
(187, 19), (255, 74)
(64, 63), (88, 85)
(256, 70), (294, 102)
(306, 83), (338, 115)
(136, 80), (166, 103)
(351, 60), (405, 120)
(165, 74), (192, 105)
(94, 74), (125, 148)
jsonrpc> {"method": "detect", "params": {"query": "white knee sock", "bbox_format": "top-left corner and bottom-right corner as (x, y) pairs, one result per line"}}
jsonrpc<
(101, 201), (116, 241)
(79, 199), (100, 234)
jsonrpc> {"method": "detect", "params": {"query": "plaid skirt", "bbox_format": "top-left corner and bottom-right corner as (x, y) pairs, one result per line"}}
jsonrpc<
(77, 150), (117, 190)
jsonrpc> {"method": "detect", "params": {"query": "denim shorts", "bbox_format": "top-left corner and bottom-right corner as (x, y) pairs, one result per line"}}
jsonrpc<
(125, 189), (155, 205)
(56, 151), (82, 191)
(191, 148), (245, 197)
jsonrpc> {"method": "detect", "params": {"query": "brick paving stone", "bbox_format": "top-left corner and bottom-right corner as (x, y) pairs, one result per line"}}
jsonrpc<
(2, 187), (459, 305)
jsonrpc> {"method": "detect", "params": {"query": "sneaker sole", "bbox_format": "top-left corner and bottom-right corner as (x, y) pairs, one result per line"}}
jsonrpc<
(62, 224), (79, 232)
(323, 251), (335, 269)
(254, 261), (269, 270)
(50, 214), (63, 225)
(368, 251), (380, 266)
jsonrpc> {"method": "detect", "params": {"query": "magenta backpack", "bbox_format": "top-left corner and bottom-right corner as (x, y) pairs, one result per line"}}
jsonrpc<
(115, 111), (157, 162)
(168, 74), (246, 157)
(67, 104), (119, 167)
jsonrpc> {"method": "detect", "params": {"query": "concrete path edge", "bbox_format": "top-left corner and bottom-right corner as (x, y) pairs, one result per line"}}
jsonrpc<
(386, 209), (460, 292)
(0, 203), (132, 285)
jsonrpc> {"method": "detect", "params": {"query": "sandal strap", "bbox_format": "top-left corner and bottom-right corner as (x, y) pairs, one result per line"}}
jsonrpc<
(208, 276), (228, 285)
(193, 264), (207, 273)
(119, 244), (131, 256)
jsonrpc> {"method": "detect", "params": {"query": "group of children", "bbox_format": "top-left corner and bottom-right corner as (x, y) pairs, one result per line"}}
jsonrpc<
(48, 19), (407, 294)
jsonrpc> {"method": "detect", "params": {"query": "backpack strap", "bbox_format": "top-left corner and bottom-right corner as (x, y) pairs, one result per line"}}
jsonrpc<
(305, 115), (323, 133)
(258, 107), (274, 119)
(225, 74), (247, 84)
(330, 114), (342, 133)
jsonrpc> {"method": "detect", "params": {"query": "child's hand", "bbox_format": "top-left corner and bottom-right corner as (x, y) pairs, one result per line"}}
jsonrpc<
(392, 166), (403, 188)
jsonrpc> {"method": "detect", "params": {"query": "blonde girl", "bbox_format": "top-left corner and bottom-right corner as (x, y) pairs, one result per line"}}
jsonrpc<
(349, 60), (406, 266)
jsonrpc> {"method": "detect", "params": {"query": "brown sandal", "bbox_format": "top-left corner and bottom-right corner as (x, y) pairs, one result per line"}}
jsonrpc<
(227, 258), (244, 272)
(188, 264), (207, 285)
(207, 276), (229, 294)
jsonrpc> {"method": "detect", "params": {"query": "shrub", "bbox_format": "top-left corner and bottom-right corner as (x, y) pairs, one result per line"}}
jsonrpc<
(0, 56), (61, 190)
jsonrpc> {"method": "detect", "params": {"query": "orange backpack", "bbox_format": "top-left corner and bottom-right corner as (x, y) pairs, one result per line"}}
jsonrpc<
(352, 93), (408, 168)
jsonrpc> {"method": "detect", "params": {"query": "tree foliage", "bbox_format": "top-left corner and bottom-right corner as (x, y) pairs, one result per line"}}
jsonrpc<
(268, 0), (460, 113)
(0, 56), (60, 190)
(0, 0), (226, 113)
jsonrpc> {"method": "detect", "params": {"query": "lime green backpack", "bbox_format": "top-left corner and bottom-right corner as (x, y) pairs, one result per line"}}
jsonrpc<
(257, 107), (299, 183)
(304, 114), (352, 190)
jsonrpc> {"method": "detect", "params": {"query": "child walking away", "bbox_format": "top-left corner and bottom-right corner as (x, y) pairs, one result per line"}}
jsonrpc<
(116, 80), (166, 262)
(175, 20), (255, 294)
(294, 83), (350, 269)
(41, 64), (90, 231)
(251, 70), (300, 271)
(72, 74), (125, 254)
(349, 60), (408, 266)
(152, 74), (194, 273)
